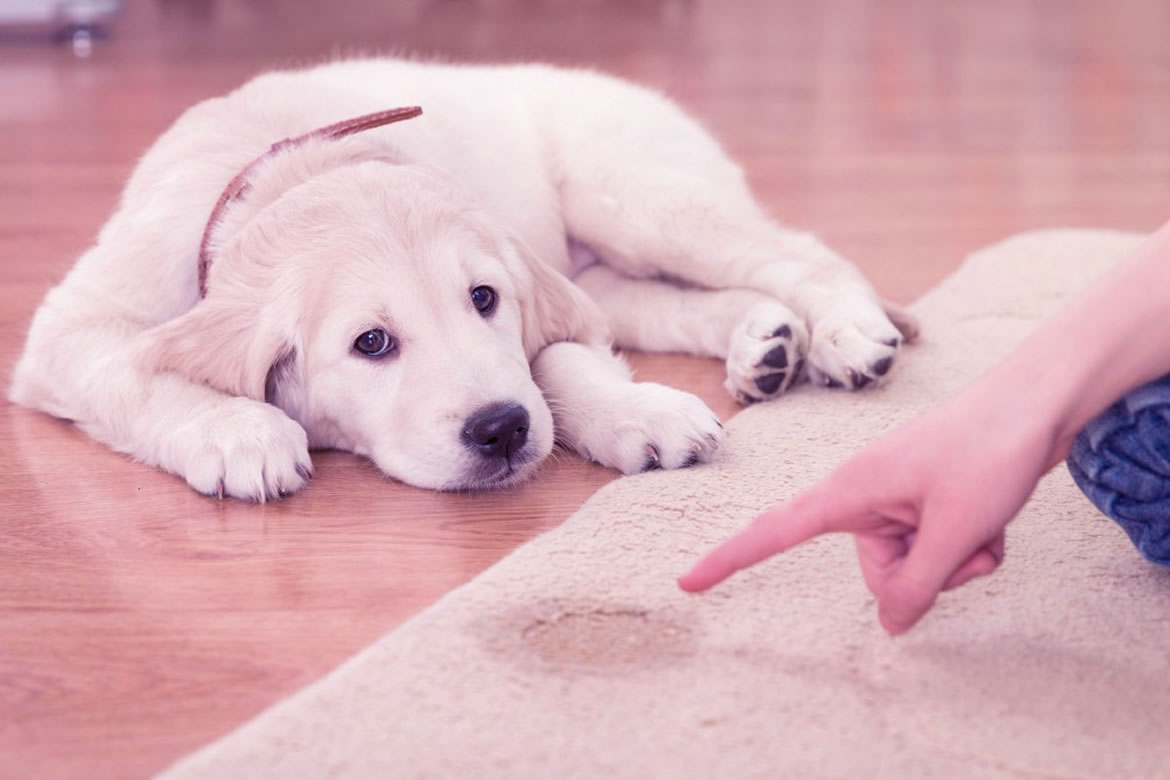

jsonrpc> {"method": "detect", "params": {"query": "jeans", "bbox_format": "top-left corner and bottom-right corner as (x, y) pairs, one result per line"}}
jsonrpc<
(1067, 373), (1170, 567)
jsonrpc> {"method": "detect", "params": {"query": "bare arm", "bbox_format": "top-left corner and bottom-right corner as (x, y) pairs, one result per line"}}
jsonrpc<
(995, 220), (1170, 464)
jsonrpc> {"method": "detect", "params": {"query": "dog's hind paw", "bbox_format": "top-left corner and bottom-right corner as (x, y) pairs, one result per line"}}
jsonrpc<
(806, 305), (906, 390)
(724, 300), (809, 405)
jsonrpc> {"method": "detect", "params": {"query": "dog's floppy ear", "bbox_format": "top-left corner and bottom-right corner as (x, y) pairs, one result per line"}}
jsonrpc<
(505, 238), (612, 359)
(137, 296), (297, 403)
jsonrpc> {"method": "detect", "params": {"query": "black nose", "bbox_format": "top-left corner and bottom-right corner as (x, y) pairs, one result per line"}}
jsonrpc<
(462, 402), (530, 459)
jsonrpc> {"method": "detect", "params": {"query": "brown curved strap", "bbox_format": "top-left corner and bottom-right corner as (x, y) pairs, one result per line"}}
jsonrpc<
(197, 106), (423, 298)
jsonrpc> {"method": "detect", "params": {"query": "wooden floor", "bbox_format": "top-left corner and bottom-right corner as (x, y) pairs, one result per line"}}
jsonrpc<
(2, 1), (1168, 776)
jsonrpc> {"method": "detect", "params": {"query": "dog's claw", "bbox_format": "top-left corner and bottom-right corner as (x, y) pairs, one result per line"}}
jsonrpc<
(641, 444), (662, 472)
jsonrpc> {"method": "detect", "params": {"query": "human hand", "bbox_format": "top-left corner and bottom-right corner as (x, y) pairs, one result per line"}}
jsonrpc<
(678, 388), (1061, 634)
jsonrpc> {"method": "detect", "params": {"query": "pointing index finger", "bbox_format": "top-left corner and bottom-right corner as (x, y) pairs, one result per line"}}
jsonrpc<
(677, 477), (872, 592)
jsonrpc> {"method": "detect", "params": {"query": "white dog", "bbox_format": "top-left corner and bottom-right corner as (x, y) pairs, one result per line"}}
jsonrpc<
(9, 59), (916, 500)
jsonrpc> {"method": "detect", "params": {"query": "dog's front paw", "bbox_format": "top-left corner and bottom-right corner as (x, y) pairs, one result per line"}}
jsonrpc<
(724, 300), (810, 405)
(577, 383), (724, 474)
(177, 398), (312, 501)
(807, 305), (905, 390)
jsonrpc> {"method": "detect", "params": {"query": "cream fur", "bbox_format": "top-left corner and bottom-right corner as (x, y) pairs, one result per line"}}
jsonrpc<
(9, 58), (911, 499)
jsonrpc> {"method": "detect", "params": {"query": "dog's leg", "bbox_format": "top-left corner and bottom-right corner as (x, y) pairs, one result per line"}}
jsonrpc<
(574, 264), (809, 403)
(9, 286), (312, 502)
(530, 341), (724, 473)
(565, 184), (909, 392)
(543, 76), (915, 393)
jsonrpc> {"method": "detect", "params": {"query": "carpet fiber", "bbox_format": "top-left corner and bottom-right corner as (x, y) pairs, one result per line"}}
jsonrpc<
(162, 231), (1170, 779)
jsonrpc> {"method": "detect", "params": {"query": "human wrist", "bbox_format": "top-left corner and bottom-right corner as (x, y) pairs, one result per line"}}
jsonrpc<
(957, 358), (1079, 474)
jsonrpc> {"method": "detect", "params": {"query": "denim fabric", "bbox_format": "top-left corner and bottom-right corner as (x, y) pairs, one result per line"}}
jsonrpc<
(1067, 373), (1170, 567)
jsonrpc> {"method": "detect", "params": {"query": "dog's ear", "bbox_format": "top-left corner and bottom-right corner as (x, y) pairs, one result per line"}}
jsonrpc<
(137, 296), (297, 403)
(505, 238), (612, 359)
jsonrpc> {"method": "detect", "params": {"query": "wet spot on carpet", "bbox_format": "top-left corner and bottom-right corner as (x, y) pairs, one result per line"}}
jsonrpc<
(477, 600), (699, 675)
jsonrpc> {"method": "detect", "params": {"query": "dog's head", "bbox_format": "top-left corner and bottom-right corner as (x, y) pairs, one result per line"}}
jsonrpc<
(140, 124), (607, 490)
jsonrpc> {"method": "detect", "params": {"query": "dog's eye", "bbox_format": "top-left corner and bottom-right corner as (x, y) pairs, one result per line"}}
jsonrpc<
(353, 329), (396, 358)
(470, 285), (497, 315)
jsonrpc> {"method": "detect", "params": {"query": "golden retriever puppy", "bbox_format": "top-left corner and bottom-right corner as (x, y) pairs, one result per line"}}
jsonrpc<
(9, 59), (916, 500)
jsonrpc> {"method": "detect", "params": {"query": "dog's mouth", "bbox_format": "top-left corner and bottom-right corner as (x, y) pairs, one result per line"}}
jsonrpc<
(454, 452), (542, 492)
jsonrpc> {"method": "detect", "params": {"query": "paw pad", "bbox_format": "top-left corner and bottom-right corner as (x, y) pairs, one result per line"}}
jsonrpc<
(761, 345), (788, 369)
(754, 372), (787, 395)
(724, 301), (810, 406)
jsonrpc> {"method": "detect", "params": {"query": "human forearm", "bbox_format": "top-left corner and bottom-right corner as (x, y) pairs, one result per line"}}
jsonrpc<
(970, 221), (1170, 464)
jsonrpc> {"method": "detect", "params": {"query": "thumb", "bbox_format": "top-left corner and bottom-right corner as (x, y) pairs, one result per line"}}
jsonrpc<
(877, 569), (944, 636)
(875, 515), (985, 635)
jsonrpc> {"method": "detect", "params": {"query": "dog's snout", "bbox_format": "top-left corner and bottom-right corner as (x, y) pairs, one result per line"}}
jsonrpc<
(462, 402), (530, 459)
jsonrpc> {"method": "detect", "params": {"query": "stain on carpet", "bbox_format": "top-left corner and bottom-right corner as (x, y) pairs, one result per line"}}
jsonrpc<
(475, 600), (699, 674)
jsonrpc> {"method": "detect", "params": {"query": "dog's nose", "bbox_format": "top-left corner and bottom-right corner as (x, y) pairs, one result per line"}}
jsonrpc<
(462, 402), (530, 459)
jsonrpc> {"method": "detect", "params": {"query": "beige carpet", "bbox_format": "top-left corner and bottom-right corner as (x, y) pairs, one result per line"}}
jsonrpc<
(161, 230), (1170, 780)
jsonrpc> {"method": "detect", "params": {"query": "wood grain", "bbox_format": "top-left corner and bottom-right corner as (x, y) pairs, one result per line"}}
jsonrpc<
(2, 1), (1168, 777)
